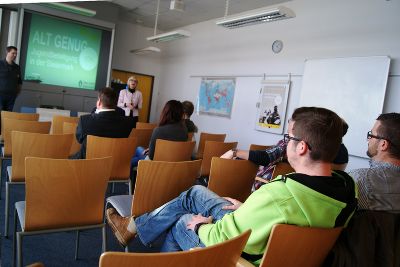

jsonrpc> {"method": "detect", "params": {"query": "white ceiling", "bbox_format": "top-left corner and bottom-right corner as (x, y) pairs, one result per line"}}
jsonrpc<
(111, 0), (291, 31)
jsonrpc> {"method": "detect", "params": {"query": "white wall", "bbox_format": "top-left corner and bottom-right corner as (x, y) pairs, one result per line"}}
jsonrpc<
(128, 0), (400, 170)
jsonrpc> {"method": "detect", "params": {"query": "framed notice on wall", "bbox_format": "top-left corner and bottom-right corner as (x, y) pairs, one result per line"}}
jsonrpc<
(255, 80), (290, 134)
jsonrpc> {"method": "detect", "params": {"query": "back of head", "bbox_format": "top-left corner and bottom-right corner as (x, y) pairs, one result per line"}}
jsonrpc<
(291, 107), (343, 162)
(98, 87), (117, 109)
(182, 101), (195, 117)
(159, 100), (184, 126)
(376, 112), (400, 159)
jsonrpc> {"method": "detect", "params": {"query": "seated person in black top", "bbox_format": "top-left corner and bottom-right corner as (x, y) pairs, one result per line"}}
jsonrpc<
(71, 87), (135, 159)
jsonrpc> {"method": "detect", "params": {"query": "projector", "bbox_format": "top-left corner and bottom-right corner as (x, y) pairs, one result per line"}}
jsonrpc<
(170, 0), (184, 12)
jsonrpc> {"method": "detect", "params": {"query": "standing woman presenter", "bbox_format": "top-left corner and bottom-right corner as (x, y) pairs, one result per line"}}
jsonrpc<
(117, 76), (143, 127)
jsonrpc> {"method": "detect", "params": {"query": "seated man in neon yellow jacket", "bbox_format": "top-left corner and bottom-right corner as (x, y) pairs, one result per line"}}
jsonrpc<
(107, 106), (358, 265)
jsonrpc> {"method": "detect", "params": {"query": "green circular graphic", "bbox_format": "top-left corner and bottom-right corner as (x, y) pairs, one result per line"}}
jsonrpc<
(79, 47), (98, 71)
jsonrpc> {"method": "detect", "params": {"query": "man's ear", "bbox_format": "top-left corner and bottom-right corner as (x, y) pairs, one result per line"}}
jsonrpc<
(380, 139), (390, 152)
(297, 141), (308, 155)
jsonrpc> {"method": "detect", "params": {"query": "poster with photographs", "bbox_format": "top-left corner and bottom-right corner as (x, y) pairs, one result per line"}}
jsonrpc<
(255, 80), (290, 134)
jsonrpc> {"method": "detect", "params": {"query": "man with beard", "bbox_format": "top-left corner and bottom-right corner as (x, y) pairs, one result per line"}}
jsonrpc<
(349, 113), (400, 211)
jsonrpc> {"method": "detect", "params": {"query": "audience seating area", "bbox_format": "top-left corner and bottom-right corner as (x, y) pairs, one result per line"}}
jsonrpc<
(0, 109), (395, 267)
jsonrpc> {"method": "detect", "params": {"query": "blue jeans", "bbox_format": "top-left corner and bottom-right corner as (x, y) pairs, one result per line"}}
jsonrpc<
(131, 146), (146, 168)
(135, 185), (233, 252)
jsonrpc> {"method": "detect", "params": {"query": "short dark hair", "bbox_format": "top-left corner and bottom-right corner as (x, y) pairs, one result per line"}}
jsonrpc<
(376, 112), (400, 159)
(98, 87), (117, 108)
(6, 46), (17, 53)
(182, 101), (194, 117)
(291, 107), (343, 162)
(159, 100), (183, 126)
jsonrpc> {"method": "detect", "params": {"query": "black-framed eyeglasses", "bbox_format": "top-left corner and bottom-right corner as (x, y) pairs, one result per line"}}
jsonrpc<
(367, 131), (386, 141)
(283, 134), (312, 151)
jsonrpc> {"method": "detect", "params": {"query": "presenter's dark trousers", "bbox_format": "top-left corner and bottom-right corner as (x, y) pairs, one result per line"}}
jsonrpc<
(0, 94), (17, 112)
(132, 116), (138, 128)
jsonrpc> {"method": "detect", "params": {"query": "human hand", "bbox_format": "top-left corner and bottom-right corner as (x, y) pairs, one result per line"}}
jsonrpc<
(222, 197), (243, 210)
(186, 214), (213, 231)
(142, 148), (149, 155)
(126, 103), (134, 110)
(220, 150), (234, 159)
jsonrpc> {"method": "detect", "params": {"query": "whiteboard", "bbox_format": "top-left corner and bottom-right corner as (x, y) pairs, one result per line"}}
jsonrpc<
(299, 56), (390, 158)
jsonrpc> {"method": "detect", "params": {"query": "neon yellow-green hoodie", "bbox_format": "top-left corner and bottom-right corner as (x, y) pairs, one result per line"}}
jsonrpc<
(198, 172), (357, 264)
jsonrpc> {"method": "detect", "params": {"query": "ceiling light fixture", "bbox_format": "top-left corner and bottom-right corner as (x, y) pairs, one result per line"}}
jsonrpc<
(146, 0), (190, 43)
(216, 5), (295, 29)
(130, 46), (161, 55)
(40, 2), (96, 17)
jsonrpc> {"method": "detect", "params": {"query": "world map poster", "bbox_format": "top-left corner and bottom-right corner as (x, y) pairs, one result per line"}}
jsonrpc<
(198, 78), (236, 118)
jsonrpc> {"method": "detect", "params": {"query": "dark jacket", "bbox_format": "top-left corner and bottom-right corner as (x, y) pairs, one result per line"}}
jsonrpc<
(72, 110), (135, 159)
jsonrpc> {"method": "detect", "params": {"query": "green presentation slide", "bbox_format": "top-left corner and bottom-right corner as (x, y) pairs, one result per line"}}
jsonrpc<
(24, 13), (102, 90)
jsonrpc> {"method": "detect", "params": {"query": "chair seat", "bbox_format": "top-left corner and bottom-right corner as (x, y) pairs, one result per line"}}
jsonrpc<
(106, 195), (133, 217)
(7, 165), (11, 181)
(15, 201), (26, 231)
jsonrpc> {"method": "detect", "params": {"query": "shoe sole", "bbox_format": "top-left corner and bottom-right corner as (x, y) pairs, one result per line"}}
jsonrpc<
(106, 210), (129, 247)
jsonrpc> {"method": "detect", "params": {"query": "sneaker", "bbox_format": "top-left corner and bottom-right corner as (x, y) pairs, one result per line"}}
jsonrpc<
(106, 208), (136, 246)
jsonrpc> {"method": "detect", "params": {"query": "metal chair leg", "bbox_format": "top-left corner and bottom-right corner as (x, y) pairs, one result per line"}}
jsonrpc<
(13, 207), (17, 267)
(128, 180), (132, 195)
(16, 232), (22, 267)
(5, 181), (10, 237)
(111, 182), (115, 194)
(75, 230), (80, 260)
(102, 224), (107, 253)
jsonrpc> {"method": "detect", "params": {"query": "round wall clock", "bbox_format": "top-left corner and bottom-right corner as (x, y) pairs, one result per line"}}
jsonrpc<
(272, 40), (283, 53)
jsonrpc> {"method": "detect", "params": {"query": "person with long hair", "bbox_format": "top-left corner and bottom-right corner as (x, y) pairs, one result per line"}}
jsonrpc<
(131, 100), (188, 166)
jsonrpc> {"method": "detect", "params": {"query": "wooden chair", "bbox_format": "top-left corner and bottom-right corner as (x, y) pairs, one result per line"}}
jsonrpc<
(13, 157), (112, 267)
(153, 140), (195, 162)
(51, 115), (79, 134)
(4, 131), (73, 237)
(136, 122), (157, 130)
(0, 119), (51, 200)
(237, 224), (343, 267)
(86, 135), (137, 195)
(200, 141), (237, 177)
(0, 111), (39, 140)
(196, 132), (226, 159)
(129, 128), (153, 148)
(249, 144), (272, 151)
(2, 118), (51, 157)
(208, 158), (258, 202)
(105, 160), (202, 250)
(99, 230), (251, 267)
(272, 162), (294, 179)
(62, 122), (81, 156)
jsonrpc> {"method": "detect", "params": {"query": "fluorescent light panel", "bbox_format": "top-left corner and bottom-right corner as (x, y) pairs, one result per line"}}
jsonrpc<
(40, 2), (96, 17)
(216, 6), (295, 29)
(147, 30), (190, 43)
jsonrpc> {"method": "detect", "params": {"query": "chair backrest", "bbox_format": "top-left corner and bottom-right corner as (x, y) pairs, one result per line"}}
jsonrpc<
(3, 118), (51, 157)
(99, 230), (251, 267)
(200, 141), (237, 177)
(249, 144), (273, 151)
(129, 128), (153, 148)
(51, 115), (79, 134)
(208, 158), (258, 202)
(11, 131), (73, 182)
(1, 111), (39, 137)
(136, 122), (157, 130)
(258, 224), (343, 267)
(132, 160), (202, 216)
(62, 122), (81, 156)
(24, 157), (112, 231)
(196, 132), (226, 159)
(272, 162), (295, 179)
(86, 135), (137, 180)
(153, 140), (196, 162)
